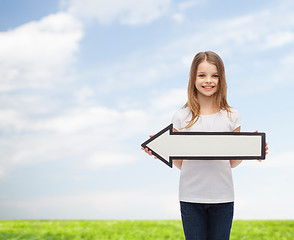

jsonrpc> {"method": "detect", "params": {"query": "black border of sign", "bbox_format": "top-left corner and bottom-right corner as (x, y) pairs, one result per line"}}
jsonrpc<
(141, 124), (266, 168)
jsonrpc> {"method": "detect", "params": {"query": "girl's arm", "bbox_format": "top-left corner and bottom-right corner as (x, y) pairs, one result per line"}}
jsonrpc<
(230, 126), (242, 168)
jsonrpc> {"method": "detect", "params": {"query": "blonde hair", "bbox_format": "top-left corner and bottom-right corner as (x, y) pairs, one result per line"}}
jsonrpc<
(183, 51), (231, 129)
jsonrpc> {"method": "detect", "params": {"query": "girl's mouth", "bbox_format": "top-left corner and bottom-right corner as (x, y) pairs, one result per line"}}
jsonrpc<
(202, 86), (215, 89)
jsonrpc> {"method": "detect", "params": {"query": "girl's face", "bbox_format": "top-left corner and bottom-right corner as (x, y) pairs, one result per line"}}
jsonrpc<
(195, 61), (219, 98)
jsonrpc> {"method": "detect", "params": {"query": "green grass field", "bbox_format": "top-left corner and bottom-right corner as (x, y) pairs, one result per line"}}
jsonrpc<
(0, 220), (293, 240)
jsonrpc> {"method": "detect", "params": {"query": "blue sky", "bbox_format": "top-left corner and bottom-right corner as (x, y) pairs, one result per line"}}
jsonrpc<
(0, 0), (293, 220)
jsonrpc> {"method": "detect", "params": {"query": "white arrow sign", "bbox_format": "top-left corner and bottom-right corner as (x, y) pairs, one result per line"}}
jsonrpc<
(141, 124), (266, 168)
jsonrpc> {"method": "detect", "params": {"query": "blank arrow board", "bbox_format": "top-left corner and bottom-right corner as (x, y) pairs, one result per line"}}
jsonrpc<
(141, 124), (266, 168)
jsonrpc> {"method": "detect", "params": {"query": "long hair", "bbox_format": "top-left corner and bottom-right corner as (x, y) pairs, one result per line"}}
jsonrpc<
(183, 51), (231, 129)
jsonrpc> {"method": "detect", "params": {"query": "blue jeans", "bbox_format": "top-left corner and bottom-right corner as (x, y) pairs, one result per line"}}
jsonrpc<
(180, 201), (234, 240)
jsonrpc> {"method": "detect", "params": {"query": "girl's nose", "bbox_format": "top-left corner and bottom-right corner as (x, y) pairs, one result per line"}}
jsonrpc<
(205, 77), (212, 83)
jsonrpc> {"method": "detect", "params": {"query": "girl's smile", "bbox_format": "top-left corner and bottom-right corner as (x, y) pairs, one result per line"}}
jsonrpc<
(202, 85), (215, 90)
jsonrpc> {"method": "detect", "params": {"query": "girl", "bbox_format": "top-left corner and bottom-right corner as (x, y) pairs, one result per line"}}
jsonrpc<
(142, 51), (268, 240)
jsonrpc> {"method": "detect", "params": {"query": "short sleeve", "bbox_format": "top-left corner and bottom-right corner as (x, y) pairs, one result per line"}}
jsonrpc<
(231, 108), (241, 130)
(172, 110), (182, 131)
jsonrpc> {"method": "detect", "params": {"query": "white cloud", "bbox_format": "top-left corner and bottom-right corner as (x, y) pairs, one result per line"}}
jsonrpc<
(0, 12), (83, 91)
(178, 0), (202, 11)
(74, 86), (95, 104)
(37, 107), (121, 134)
(164, 8), (294, 58)
(234, 172), (294, 220)
(240, 151), (294, 168)
(235, 193), (294, 219)
(34, 106), (157, 138)
(81, 2), (294, 97)
(171, 13), (184, 23)
(172, 0), (204, 23)
(0, 167), (5, 178)
(0, 105), (149, 135)
(151, 88), (186, 111)
(0, 191), (180, 219)
(86, 152), (137, 168)
(62, 0), (171, 25)
(271, 51), (294, 85)
(0, 105), (158, 173)
(149, 88), (187, 122)
(86, 54), (180, 94)
(0, 86), (188, 174)
(0, 109), (24, 130)
(232, 150), (294, 219)
(262, 31), (294, 49)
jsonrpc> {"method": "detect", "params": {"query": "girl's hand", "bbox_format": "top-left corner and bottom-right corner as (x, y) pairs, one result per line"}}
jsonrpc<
(255, 130), (269, 162)
(141, 135), (157, 159)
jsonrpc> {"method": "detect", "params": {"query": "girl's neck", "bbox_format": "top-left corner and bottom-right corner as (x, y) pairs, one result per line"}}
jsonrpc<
(198, 94), (219, 115)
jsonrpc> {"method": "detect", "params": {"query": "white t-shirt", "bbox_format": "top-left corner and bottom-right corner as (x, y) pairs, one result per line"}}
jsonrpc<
(172, 107), (241, 203)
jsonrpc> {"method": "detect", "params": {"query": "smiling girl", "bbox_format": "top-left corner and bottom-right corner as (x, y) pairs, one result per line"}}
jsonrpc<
(142, 51), (268, 240)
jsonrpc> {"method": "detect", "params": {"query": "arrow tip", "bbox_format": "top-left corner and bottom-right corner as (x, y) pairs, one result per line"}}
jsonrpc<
(141, 124), (173, 168)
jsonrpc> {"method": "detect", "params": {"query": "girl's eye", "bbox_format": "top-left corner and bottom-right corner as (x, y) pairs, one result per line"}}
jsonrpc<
(198, 74), (205, 77)
(213, 75), (219, 78)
